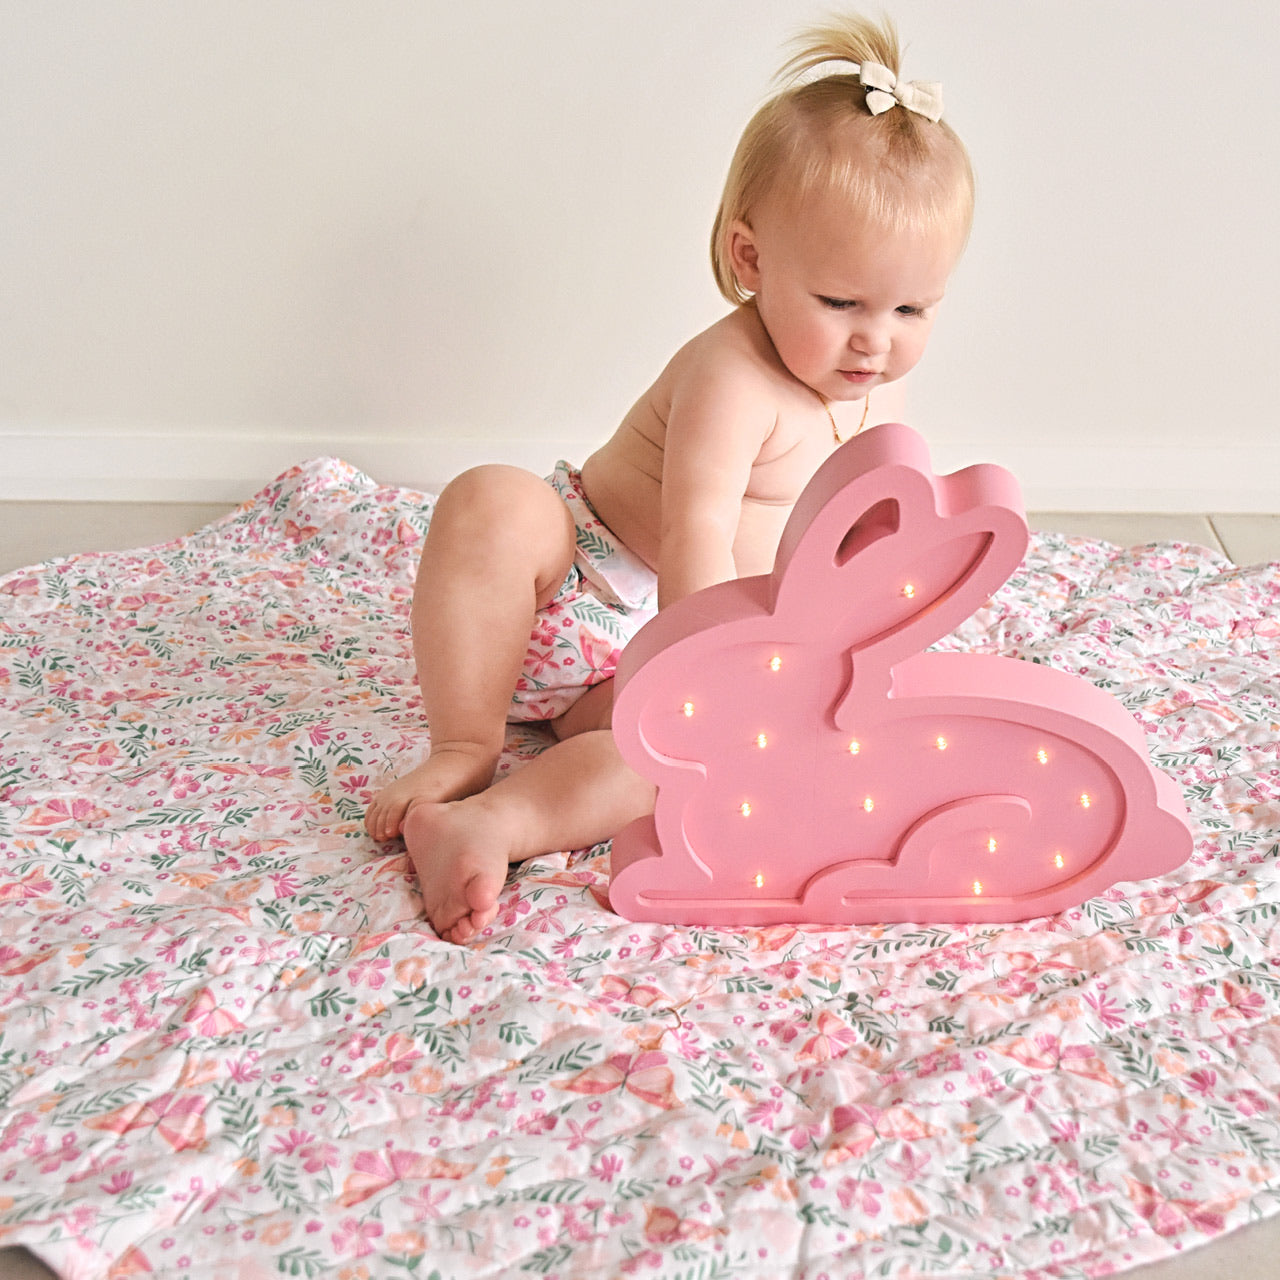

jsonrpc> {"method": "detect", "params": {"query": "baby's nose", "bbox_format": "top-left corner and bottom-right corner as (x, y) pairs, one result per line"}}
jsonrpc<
(849, 320), (891, 356)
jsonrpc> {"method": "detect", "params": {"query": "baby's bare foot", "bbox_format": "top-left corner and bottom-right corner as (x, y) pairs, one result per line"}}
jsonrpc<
(364, 744), (497, 843)
(402, 798), (516, 944)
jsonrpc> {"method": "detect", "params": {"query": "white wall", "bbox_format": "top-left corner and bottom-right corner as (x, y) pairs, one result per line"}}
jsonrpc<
(3, 1), (1277, 508)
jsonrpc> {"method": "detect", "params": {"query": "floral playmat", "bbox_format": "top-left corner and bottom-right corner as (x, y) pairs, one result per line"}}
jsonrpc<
(2, 457), (1279, 1279)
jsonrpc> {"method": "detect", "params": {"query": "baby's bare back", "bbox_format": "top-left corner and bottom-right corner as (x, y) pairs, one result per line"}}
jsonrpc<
(581, 307), (839, 583)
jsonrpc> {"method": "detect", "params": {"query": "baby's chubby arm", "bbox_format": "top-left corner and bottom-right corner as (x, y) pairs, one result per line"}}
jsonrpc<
(657, 357), (777, 610)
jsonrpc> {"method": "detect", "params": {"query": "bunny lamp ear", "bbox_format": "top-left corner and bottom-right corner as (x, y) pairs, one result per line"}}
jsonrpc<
(610, 422), (1194, 926)
(768, 423), (1029, 661)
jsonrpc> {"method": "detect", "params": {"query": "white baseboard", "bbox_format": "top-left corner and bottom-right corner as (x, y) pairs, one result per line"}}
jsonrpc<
(0, 430), (603, 505)
(1, 428), (1274, 513)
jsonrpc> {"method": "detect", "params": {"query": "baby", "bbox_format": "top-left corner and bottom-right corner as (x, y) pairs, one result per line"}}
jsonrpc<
(366, 13), (974, 943)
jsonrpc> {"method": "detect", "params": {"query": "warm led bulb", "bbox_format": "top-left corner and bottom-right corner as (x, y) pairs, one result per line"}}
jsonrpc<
(936, 736), (948, 751)
(1053, 853), (1065, 869)
(863, 797), (874, 813)
(681, 701), (695, 718)
(1036, 748), (1049, 765)
(1080, 793), (1092, 808)
(987, 837), (998, 853)
(754, 873), (765, 889)
(902, 583), (916, 598)
(848, 739), (861, 755)
(768, 655), (782, 672)
(755, 733), (768, 749)
(739, 802), (752, 817)
(972, 879), (984, 896)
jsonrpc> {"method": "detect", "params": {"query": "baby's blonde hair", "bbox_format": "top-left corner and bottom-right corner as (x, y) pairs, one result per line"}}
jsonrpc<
(711, 13), (975, 305)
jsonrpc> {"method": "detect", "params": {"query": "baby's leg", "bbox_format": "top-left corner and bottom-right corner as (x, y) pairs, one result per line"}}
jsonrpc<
(403, 726), (654, 944)
(365, 465), (577, 842)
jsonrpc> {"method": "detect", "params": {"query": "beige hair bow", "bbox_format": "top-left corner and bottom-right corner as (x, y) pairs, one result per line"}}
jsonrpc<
(853, 61), (944, 122)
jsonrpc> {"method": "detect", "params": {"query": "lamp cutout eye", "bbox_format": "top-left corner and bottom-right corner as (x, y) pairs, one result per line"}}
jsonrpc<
(848, 740), (861, 755)
(902, 583), (916, 598)
(936, 736), (948, 751)
(739, 802), (752, 817)
(754, 873), (765, 889)
(681, 701), (695, 718)
(863, 797), (874, 813)
(768, 655), (783, 672)
(1080, 793), (1092, 808)
(986, 837), (997, 853)
(755, 733), (768, 749)
(972, 880), (984, 896)
(1053, 853), (1065, 869)
(1036, 748), (1050, 765)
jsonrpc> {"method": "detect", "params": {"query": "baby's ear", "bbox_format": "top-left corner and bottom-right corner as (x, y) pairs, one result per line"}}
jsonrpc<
(726, 220), (762, 293)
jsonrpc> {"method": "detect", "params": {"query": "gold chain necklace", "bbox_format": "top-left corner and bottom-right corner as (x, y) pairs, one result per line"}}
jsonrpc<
(822, 391), (871, 445)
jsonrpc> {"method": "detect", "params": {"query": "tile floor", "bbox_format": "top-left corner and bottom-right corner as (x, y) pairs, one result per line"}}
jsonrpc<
(1, 503), (1277, 1280)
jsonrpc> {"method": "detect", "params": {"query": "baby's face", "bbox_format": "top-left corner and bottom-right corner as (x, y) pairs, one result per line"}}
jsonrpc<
(730, 194), (961, 404)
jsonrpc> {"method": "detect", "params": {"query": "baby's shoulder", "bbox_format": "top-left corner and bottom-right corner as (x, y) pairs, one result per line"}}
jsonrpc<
(662, 307), (786, 400)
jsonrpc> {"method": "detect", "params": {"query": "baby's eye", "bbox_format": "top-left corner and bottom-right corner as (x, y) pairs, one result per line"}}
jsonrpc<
(819, 296), (856, 310)
(896, 305), (923, 317)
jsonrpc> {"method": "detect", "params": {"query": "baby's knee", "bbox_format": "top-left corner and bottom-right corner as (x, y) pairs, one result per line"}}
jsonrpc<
(430, 464), (575, 577)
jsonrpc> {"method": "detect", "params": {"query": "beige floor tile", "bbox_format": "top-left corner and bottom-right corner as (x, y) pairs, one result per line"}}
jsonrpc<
(0, 502), (231, 575)
(0, 1247), (57, 1278)
(1121, 1213), (1280, 1279)
(1209, 514), (1280, 566)
(1029, 512), (1225, 554)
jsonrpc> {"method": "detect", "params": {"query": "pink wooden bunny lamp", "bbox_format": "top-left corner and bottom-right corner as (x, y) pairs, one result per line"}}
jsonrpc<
(609, 422), (1193, 926)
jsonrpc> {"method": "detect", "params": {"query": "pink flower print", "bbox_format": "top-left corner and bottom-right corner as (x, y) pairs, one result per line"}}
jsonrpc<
(554, 1051), (680, 1110)
(359, 1033), (422, 1079)
(172, 771), (202, 799)
(338, 1145), (475, 1207)
(786, 1112), (825, 1150)
(21, 797), (110, 832)
(1227, 1088), (1269, 1117)
(575, 626), (621, 683)
(269, 871), (302, 898)
(996, 1034), (1119, 1087)
(298, 1141), (339, 1174)
(332, 1216), (384, 1258)
(1186, 1069), (1218, 1097)
(642, 1205), (721, 1245)
(825, 1104), (937, 1167)
(1213, 980), (1265, 1021)
(1083, 990), (1127, 1030)
(100, 1171), (135, 1196)
(348, 957), (390, 988)
(837, 1177), (884, 1215)
(591, 1153), (624, 1183)
(597, 976), (666, 1009)
(495, 897), (531, 928)
(401, 1184), (451, 1222)
(269, 1128), (317, 1157)
(560, 1118), (602, 1151)
(1125, 1177), (1227, 1238)
(796, 1010), (858, 1063)
(73, 740), (121, 768)
(0, 945), (55, 977)
(525, 906), (567, 935)
(182, 989), (246, 1038)
(1154, 1114), (1195, 1152)
(35, 1133), (82, 1173)
(84, 1092), (208, 1152)
(746, 1099), (782, 1130)
(886, 1144), (931, 1180)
